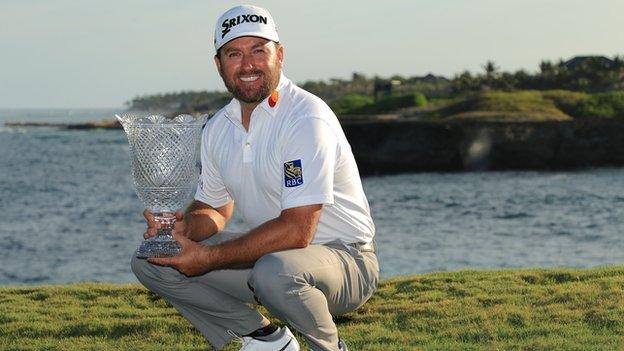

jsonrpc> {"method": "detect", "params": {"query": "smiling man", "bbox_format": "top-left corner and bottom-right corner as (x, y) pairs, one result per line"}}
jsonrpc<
(131, 5), (378, 351)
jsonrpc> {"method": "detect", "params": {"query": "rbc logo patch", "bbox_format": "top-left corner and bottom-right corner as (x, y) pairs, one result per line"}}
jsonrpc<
(284, 159), (303, 187)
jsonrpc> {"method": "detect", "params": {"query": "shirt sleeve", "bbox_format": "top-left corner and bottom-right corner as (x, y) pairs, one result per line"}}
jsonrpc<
(194, 129), (232, 208)
(280, 117), (337, 210)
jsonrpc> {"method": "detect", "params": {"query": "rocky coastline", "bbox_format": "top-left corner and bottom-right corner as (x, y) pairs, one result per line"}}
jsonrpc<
(343, 118), (624, 174)
(5, 117), (624, 173)
(4, 119), (121, 130)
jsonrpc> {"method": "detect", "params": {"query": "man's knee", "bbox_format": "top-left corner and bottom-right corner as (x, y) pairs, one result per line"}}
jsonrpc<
(131, 255), (148, 279)
(248, 252), (306, 302)
(131, 254), (184, 290)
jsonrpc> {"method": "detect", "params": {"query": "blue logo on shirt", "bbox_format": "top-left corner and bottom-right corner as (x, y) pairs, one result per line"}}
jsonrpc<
(284, 160), (303, 187)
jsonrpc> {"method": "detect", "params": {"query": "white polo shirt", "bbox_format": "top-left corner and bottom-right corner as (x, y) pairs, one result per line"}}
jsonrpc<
(194, 74), (375, 244)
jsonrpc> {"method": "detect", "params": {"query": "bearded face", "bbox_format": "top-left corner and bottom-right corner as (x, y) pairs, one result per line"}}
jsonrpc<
(216, 37), (283, 104)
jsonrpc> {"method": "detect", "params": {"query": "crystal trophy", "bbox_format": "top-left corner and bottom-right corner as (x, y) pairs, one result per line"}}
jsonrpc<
(117, 114), (206, 258)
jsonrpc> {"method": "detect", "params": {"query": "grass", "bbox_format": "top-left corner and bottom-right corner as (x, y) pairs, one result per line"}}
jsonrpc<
(424, 90), (590, 122)
(2, 267), (624, 350)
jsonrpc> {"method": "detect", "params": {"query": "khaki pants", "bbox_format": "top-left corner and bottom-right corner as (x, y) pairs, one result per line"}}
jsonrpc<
(131, 231), (379, 351)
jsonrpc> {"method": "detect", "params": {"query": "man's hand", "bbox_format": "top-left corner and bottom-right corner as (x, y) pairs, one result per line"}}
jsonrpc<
(147, 230), (217, 277)
(143, 209), (186, 239)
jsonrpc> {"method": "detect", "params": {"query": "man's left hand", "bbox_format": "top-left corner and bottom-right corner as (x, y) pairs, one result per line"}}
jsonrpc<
(148, 231), (216, 276)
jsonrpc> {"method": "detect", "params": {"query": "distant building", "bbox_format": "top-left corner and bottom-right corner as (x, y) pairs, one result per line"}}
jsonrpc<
(374, 74), (450, 100)
(416, 73), (451, 84)
(373, 79), (396, 100)
(563, 56), (615, 70)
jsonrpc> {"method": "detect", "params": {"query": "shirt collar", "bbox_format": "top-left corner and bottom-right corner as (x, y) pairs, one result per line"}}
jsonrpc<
(223, 98), (242, 127)
(256, 72), (288, 117)
(223, 73), (289, 125)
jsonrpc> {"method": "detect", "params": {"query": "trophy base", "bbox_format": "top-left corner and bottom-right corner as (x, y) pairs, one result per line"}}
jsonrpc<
(136, 235), (182, 259)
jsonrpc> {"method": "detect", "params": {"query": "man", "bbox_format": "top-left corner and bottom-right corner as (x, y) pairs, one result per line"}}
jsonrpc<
(131, 5), (378, 351)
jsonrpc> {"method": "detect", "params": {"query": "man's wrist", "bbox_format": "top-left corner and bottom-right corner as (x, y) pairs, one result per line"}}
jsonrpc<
(201, 242), (226, 270)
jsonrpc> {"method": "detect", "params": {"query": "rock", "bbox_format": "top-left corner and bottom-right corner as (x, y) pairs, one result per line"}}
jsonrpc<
(342, 118), (624, 174)
(7, 116), (624, 173)
(4, 119), (121, 129)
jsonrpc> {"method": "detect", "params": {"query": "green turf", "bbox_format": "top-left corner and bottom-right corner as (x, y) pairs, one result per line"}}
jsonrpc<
(2, 266), (624, 350)
(427, 90), (587, 121)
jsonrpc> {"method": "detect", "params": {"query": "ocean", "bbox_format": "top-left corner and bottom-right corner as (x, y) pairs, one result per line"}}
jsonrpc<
(1, 109), (623, 285)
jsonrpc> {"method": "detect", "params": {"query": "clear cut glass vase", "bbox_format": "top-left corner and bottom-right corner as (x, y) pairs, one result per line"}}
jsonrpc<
(117, 113), (206, 258)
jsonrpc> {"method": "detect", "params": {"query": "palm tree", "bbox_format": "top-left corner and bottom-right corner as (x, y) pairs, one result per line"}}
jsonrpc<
(483, 60), (499, 80)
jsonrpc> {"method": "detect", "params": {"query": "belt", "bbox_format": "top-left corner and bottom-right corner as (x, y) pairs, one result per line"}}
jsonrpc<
(348, 241), (376, 253)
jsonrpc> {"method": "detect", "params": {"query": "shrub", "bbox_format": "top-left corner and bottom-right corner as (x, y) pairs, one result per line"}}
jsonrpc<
(573, 91), (624, 118)
(329, 94), (374, 116)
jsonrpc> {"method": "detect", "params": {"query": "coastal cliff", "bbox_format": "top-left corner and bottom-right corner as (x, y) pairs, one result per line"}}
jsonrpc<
(343, 118), (624, 174)
(6, 117), (624, 173)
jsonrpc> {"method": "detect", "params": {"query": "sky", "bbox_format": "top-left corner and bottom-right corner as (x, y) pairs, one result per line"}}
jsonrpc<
(0, 0), (622, 109)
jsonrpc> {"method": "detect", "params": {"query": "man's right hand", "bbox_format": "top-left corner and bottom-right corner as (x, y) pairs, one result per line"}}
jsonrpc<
(142, 209), (186, 239)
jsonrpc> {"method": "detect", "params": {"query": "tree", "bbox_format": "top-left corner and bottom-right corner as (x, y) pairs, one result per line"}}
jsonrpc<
(483, 60), (499, 79)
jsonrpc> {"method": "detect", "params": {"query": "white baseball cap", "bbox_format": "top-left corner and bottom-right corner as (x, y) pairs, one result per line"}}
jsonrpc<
(214, 5), (280, 52)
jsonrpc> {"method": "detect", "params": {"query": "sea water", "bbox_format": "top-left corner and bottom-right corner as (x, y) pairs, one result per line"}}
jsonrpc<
(1, 109), (623, 285)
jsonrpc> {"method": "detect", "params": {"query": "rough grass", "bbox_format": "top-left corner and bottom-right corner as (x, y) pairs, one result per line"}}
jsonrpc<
(427, 90), (583, 121)
(2, 267), (624, 350)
